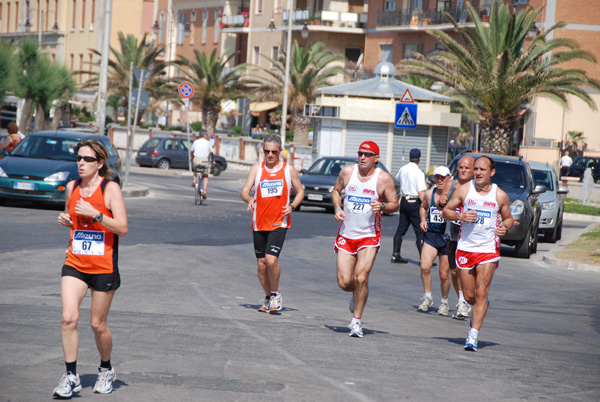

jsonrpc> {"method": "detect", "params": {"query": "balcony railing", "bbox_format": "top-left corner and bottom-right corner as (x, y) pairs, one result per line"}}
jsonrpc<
(377, 6), (491, 28)
(222, 9), (367, 29)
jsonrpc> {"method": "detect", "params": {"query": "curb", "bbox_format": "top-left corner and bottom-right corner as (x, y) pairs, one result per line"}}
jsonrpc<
(542, 216), (600, 272)
(542, 255), (600, 273)
(121, 183), (149, 198)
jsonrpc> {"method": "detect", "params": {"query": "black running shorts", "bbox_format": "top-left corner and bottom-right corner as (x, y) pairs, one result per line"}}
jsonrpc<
(253, 228), (287, 258)
(62, 265), (121, 291)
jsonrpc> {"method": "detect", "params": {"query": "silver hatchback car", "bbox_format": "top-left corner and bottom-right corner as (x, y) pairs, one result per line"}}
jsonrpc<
(528, 161), (569, 243)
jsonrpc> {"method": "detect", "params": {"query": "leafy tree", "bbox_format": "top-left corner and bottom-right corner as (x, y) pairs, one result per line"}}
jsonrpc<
(13, 40), (41, 134)
(256, 41), (345, 145)
(49, 65), (77, 130)
(0, 41), (15, 110)
(402, 3), (600, 155)
(173, 49), (250, 137)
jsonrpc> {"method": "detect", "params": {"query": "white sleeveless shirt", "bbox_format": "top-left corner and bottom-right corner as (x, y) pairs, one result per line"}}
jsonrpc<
(338, 165), (382, 239)
(457, 180), (501, 253)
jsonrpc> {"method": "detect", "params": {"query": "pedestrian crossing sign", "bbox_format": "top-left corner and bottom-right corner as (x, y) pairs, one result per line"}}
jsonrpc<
(395, 103), (418, 129)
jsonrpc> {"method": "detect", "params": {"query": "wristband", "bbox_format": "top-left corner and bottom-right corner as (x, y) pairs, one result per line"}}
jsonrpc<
(335, 207), (342, 213)
(291, 205), (296, 211)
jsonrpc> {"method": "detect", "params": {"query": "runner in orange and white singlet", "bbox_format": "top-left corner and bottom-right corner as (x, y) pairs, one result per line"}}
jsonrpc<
(332, 141), (399, 338)
(443, 156), (513, 352)
(54, 140), (128, 397)
(241, 134), (304, 314)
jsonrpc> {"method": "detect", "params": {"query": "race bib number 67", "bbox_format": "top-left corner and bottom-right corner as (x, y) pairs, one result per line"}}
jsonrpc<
(72, 230), (105, 255)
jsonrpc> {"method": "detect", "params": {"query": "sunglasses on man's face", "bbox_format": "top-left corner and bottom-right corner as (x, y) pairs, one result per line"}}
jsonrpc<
(76, 155), (98, 163)
(264, 149), (280, 155)
(357, 151), (377, 157)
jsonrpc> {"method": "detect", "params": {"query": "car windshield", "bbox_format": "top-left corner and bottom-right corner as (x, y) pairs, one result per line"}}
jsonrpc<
(10, 136), (80, 161)
(306, 158), (355, 175)
(490, 161), (526, 189)
(532, 169), (554, 191)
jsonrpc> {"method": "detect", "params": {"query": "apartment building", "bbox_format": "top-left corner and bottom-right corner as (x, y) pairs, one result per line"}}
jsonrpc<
(521, 0), (600, 161)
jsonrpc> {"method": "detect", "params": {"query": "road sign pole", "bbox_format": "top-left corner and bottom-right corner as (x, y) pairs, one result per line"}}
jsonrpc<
(124, 62), (134, 186)
(186, 101), (191, 172)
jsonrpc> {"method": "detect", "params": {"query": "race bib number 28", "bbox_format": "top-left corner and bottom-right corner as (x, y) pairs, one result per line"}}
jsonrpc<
(72, 230), (105, 255)
(260, 179), (283, 198)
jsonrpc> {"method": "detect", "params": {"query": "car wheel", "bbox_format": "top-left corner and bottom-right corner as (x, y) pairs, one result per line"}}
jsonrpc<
(556, 218), (563, 241)
(156, 159), (170, 170)
(544, 216), (561, 243)
(532, 224), (539, 254)
(514, 225), (532, 259)
(0, 197), (5, 206)
(211, 163), (223, 176)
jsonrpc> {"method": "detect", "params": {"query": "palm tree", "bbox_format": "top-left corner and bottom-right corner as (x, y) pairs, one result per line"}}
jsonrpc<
(172, 49), (250, 137)
(563, 131), (587, 158)
(83, 32), (166, 124)
(402, 2), (600, 155)
(256, 41), (345, 145)
(49, 65), (77, 130)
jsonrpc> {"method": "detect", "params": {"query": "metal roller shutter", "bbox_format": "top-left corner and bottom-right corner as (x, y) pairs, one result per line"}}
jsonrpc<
(345, 121), (389, 164)
(391, 126), (449, 176)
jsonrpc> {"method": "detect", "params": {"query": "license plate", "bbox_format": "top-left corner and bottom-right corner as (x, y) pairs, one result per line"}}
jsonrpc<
(14, 182), (35, 191)
(138, 151), (147, 156)
(307, 193), (323, 201)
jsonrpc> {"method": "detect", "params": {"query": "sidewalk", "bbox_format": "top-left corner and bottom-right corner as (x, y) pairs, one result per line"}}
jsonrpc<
(542, 213), (600, 273)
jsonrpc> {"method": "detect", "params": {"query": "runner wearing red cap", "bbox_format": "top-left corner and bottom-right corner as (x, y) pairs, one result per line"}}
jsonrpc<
(331, 141), (399, 337)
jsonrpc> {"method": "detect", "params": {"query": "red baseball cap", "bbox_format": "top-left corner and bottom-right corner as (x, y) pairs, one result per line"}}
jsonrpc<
(358, 141), (379, 155)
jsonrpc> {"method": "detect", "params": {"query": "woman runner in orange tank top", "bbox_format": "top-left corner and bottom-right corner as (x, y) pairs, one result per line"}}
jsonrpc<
(53, 139), (128, 397)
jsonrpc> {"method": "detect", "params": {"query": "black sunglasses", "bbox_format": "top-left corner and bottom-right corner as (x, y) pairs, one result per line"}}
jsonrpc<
(264, 149), (280, 154)
(357, 151), (377, 157)
(76, 155), (98, 162)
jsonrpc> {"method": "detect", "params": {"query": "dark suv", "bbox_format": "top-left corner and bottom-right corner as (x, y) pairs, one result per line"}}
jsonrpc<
(448, 152), (546, 258)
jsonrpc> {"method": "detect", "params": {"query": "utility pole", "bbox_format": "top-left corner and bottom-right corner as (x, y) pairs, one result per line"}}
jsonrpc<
(97, 0), (113, 136)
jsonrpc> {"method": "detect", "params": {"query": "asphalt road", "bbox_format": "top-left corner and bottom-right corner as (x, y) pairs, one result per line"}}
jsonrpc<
(1, 168), (599, 401)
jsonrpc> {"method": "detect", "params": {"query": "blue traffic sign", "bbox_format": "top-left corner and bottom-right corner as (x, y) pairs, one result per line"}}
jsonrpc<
(395, 103), (418, 129)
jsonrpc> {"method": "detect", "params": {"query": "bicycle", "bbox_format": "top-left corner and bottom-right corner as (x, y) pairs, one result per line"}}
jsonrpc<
(194, 165), (206, 205)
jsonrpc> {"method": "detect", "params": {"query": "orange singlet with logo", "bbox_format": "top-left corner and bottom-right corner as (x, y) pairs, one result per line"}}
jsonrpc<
(252, 162), (292, 231)
(64, 178), (119, 274)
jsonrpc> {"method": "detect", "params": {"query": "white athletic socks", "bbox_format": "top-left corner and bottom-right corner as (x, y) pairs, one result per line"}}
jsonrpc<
(469, 328), (479, 338)
(458, 291), (465, 303)
(351, 317), (361, 326)
(424, 292), (432, 298)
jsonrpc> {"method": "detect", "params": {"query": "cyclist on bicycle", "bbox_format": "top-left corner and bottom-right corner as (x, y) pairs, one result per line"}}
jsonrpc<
(190, 131), (214, 200)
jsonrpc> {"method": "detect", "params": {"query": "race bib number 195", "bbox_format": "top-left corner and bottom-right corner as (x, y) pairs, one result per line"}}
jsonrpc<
(72, 230), (105, 255)
(260, 179), (283, 198)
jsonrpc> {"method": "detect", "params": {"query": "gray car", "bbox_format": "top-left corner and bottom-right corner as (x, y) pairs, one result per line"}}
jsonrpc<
(135, 136), (227, 175)
(528, 161), (569, 243)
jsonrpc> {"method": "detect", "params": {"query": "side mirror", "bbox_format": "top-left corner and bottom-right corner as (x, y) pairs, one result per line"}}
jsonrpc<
(557, 185), (569, 195)
(533, 184), (546, 194)
(428, 174), (435, 184)
(0, 150), (8, 156)
(300, 168), (307, 174)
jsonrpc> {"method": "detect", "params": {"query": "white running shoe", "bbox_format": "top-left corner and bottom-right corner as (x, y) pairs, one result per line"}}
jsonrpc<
(418, 296), (433, 311)
(456, 301), (472, 318)
(437, 302), (450, 316)
(348, 321), (363, 338)
(258, 296), (270, 312)
(349, 294), (354, 314)
(464, 333), (478, 352)
(53, 372), (82, 398)
(93, 367), (116, 394)
(269, 293), (282, 312)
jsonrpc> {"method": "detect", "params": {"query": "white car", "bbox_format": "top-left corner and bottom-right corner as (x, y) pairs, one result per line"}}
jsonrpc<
(529, 161), (569, 243)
